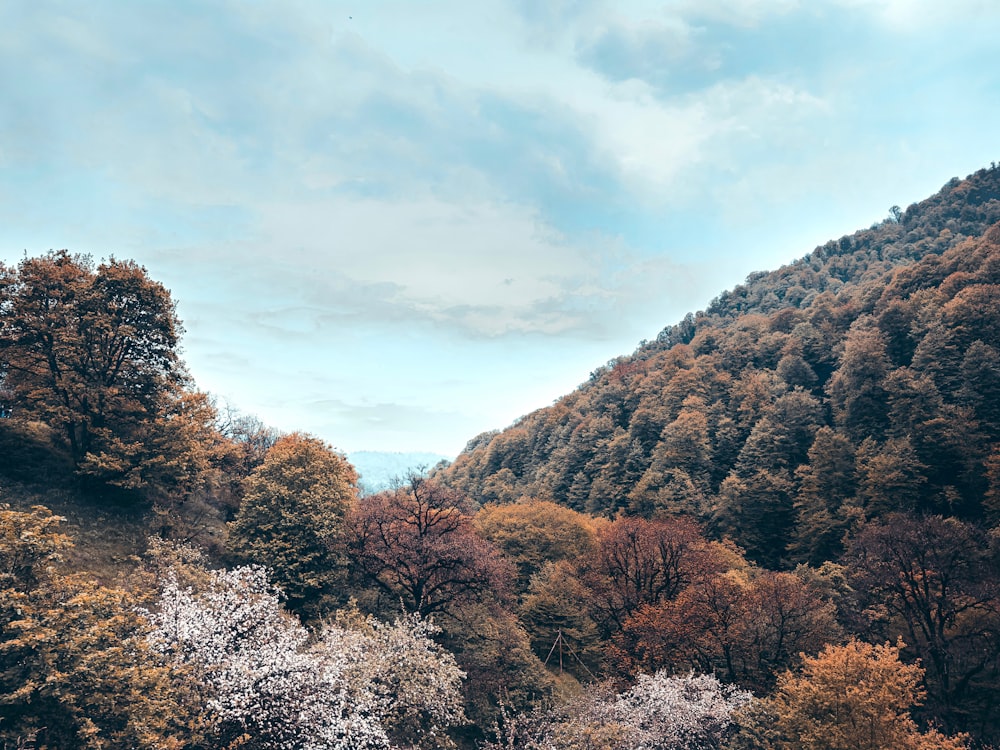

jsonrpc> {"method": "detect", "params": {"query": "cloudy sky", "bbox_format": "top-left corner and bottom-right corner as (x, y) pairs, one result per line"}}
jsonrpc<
(1, 1), (998, 456)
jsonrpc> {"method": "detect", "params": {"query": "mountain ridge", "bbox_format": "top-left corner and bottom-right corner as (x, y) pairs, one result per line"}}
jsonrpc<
(438, 164), (1000, 568)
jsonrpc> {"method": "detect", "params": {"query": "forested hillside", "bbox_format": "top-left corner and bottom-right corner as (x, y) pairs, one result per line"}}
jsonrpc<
(440, 164), (1000, 566)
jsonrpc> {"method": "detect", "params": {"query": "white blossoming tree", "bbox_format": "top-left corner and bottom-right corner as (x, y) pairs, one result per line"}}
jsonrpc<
(608, 672), (753, 749)
(147, 565), (387, 749)
(486, 671), (751, 750)
(317, 609), (466, 749)
(146, 565), (466, 750)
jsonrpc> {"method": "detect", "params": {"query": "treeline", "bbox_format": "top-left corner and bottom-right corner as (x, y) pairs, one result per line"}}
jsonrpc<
(4, 484), (990, 748)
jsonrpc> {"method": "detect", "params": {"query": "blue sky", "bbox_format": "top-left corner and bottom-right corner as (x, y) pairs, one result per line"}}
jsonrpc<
(2, 0), (998, 456)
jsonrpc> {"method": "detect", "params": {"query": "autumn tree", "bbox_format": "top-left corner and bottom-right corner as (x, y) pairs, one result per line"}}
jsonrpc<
(580, 516), (730, 635)
(0, 252), (188, 492)
(474, 499), (597, 593)
(226, 433), (358, 621)
(843, 514), (1000, 738)
(615, 569), (840, 691)
(0, 505), (196, 749)
(776, 352), (818, 389)
(348, 475), (512, 619)
(769, 640), (967, 750)
(614, 571), (746, 685)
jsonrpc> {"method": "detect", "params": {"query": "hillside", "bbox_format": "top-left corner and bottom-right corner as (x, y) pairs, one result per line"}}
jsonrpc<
(439, 164), (1000, 567)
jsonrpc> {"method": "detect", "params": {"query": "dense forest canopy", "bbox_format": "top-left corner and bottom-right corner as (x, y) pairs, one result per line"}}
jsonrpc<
(440, 164), (1000, 563)
(3, 166), (1000, 749)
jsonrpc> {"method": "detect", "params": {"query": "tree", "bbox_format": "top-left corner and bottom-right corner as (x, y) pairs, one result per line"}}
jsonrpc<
(734, 392), (821, 479)
(482, 672), (751, 750)
(843, 514), (1000, 738)
(603, 672), (751, 750)
(474, 499), (597, 593)
(628, 467), (708, 519)
(348, 475), (512, 619)
(0, 505), (195, 749)
(776, 353), (817, 389)
(790, 427), (858, 565)
(0, 252), (186, 490)
(959, 341), (1000, 439)
(226, 433), (358, 621)
(827, 323), (891, 443)
(854, 437), (928, 515)
(581, 516), (730, 635)
(651, 404), (713, 490)
(438, 603), (554, 738)
(713, 469), (795, 569)
(520, 561), (603, 680)
(769, 640), (967, 750)
(615, 570), (840, 692)
(148, 565), (391, 750)
(215, 403), (283, 478)
(983, 446), (1000, 523)
(314, 608), (467, 749)
(732, 570), (841, 690)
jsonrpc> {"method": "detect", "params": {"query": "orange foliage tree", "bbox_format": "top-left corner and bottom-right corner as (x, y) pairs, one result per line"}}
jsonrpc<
(614, 569), (840, 691)
(769, 639), (967, 750)
(579, 516), (734, 636)
(0, 252), (188, 492)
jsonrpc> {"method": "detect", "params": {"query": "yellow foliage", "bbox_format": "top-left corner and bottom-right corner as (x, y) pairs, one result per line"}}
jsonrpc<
(769, 639), (967, 750)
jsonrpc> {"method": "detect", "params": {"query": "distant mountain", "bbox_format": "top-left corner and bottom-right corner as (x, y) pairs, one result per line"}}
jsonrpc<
(348, 451), (451, 494)
(438, 164), (1000, 567)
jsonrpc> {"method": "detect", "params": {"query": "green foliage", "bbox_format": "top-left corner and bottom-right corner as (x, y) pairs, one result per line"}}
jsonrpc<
(520, 561), (603, 680)
(439, 603), (555, 739)
(789, 427), (858, 565)
(226, 433), (358, 621)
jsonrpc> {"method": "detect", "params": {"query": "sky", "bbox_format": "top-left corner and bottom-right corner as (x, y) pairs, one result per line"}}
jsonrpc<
(1, 1), (998, 457)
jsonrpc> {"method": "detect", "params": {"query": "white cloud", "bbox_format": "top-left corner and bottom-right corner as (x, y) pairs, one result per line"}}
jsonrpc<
(666, 0), (802, 27)
(3, 0), (999, 454)
(830, 0), (999, 30)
